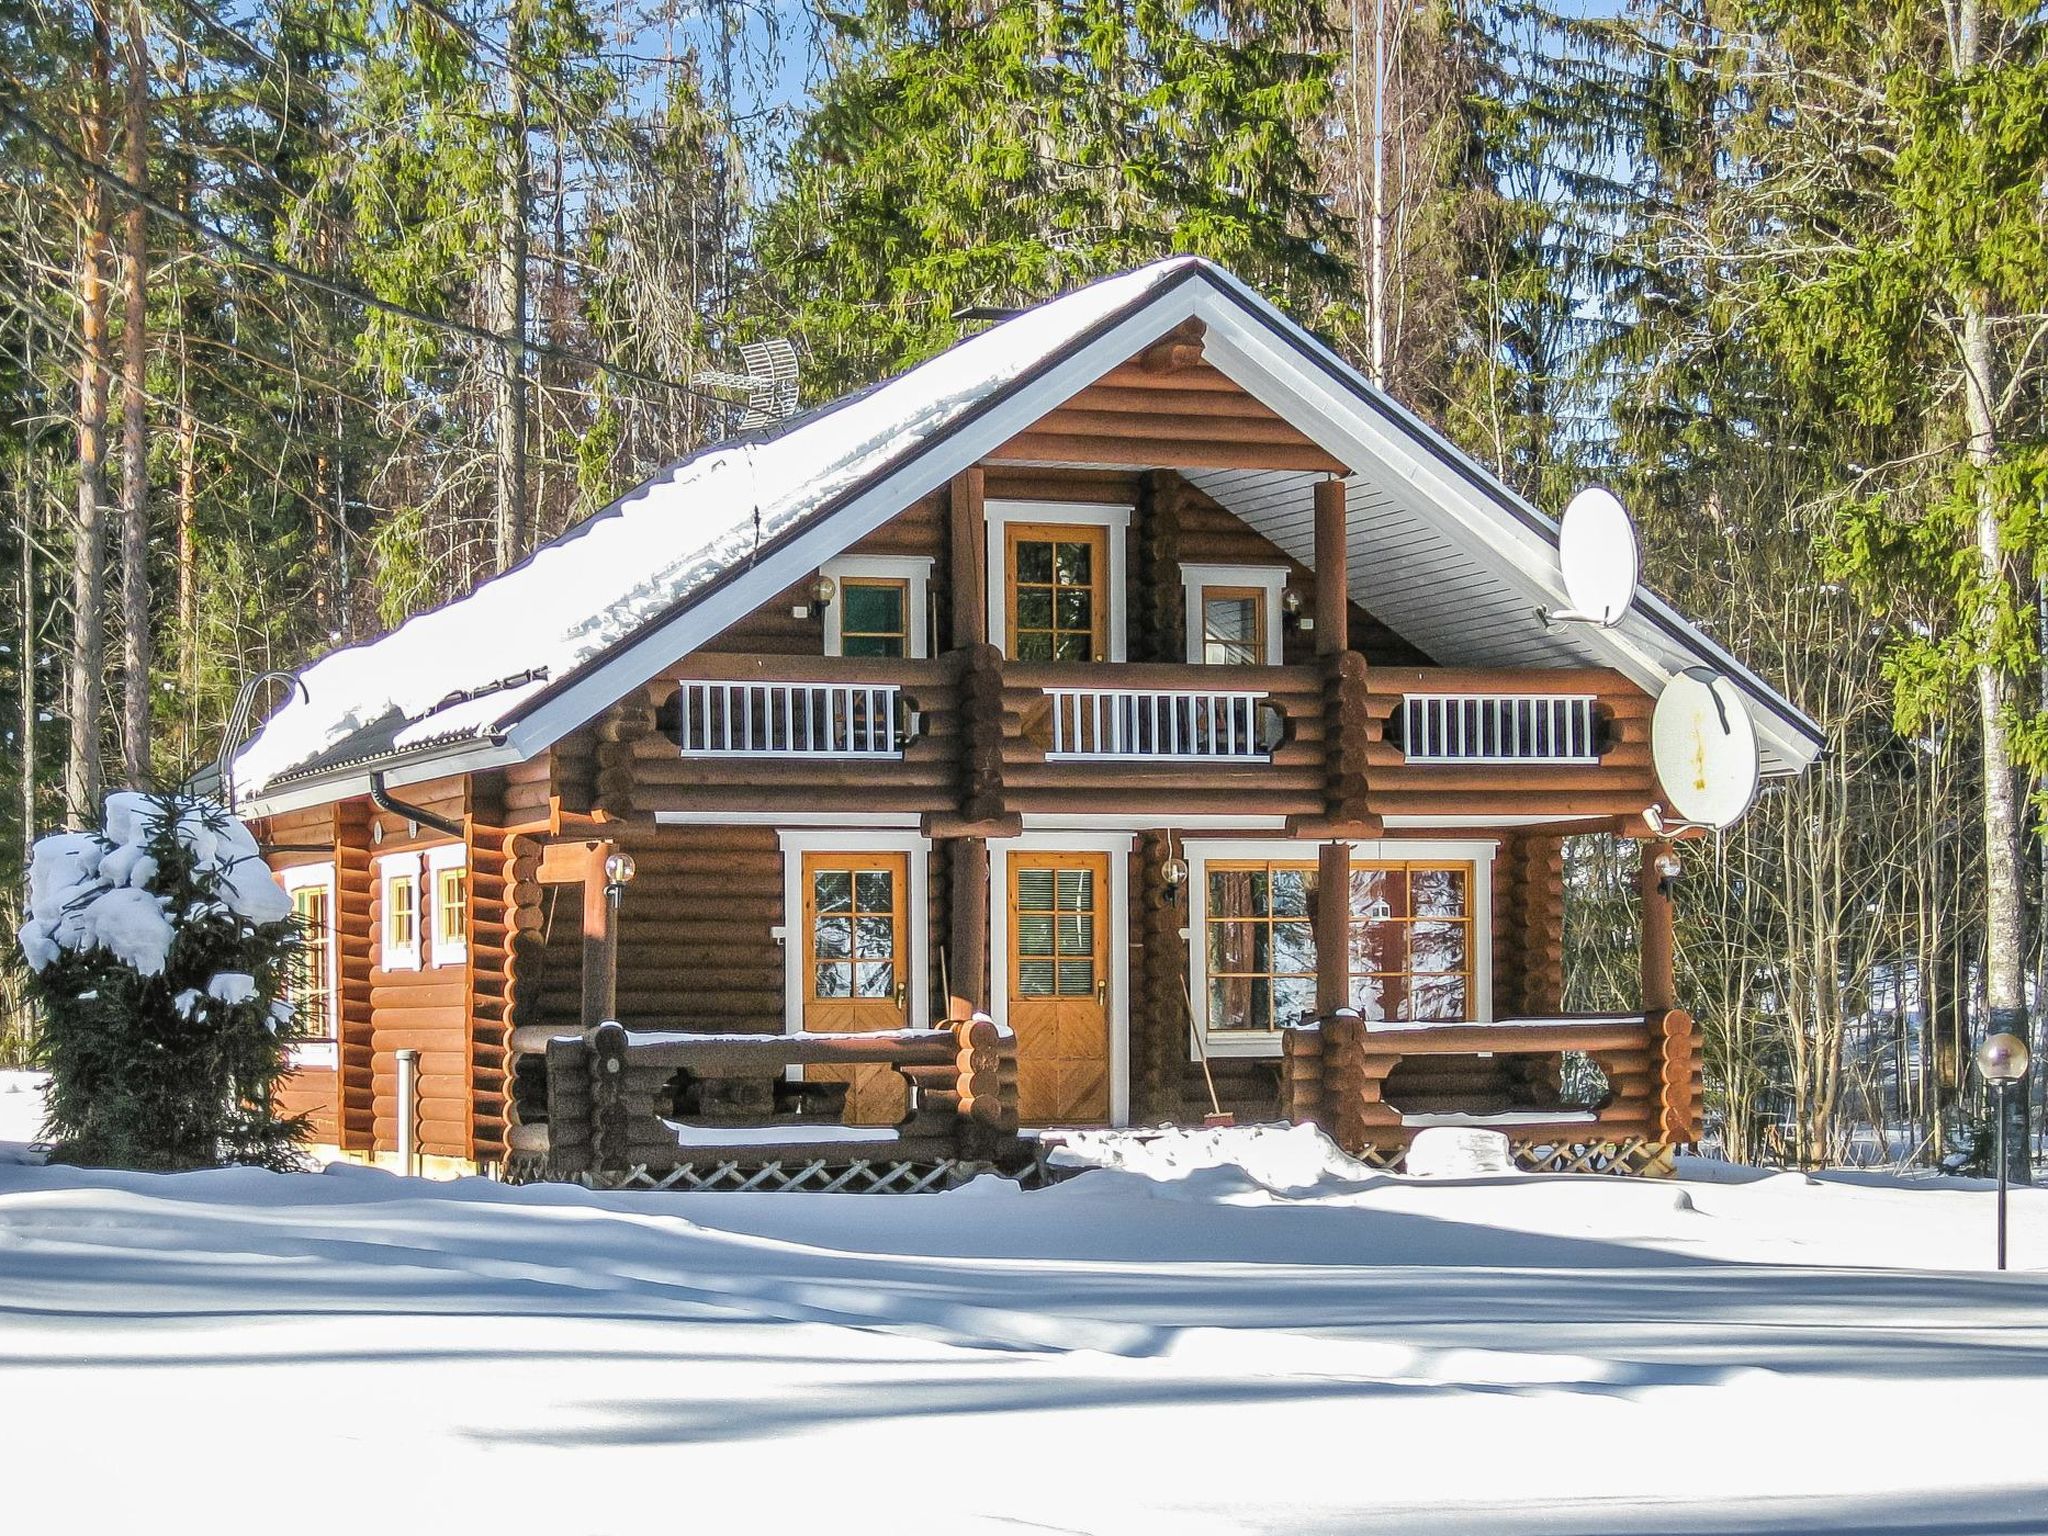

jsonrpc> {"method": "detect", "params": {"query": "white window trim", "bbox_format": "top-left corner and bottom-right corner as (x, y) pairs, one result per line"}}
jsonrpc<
(424, 843), (469, 969)
(987, 830), (1134, 1127)
(281, 862), (340, 1057)
(375, 851), (423, 973)
(778, 829), (933, 1045)
(1179, 563), (1289, 666)
(985, 500), (1131, 662)
(1182, 837), (1497, 1059)
(822, 554), (935, 660)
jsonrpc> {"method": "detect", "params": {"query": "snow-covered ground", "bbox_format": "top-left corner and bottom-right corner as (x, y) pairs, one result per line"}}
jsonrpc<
(1, 1117), (2045, 1534)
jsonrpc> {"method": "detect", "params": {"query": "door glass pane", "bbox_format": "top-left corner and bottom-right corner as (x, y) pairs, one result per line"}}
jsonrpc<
(853, 869), (892, 913)
(815, 963), (851, 998)
(814, 870), (852, 914)
(814, 915), (852, 960)
(1054, 541), (1092, 584)
(1017, 913), (1055, 957)
(1018, 958), (1056, 997)
(1015, 540), (1053, 583)
(854, 961), (894, 998)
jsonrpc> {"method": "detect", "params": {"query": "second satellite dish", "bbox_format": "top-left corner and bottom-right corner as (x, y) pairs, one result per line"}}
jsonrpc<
(1546, 487), (1640, 628)
(1650, 667), (1760, 831)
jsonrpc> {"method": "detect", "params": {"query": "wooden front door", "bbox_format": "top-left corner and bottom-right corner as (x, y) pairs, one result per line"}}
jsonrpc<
(1008, 851), (1113, 1125)
(801, 851), (911, 1125)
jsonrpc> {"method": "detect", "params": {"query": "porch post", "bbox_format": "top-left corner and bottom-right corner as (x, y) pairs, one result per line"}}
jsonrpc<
(1640, 838), (1677, 1013)
(1315, 839), (1351, 1018)
(947, 836), (990, 1020)
(949, 467), (986, 649)
(1313, 476), (1347, 655)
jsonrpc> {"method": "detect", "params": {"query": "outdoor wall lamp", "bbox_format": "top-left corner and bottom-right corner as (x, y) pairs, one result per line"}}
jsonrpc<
(604, 850), (637, 901)
(1281, 586), (1307, 633)
(1653, 847), (1683, 897)
(1976, 1031), (2030, 1270)
(807, 574), (837, 618)
(1161, 855), (1189, 891)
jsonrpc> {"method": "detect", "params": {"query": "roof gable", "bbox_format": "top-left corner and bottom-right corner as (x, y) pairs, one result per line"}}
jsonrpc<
(237, 257), (1819, 811)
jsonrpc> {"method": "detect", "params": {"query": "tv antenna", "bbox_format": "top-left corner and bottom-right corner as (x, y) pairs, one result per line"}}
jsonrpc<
(694, 339), (800, 428)
(1644, 667), (1761, 835)
(1539, 487), (1640, 629)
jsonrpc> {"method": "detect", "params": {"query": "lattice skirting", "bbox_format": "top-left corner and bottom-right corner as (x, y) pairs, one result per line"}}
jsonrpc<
(1340, 1137), (1677, 1177)
(502, 1156), (1007, 1193)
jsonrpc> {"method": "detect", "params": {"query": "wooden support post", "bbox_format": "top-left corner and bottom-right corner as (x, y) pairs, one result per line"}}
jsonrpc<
(1313, 475), (1347, 655)
(1641, 838), (1677, 1013)
(949, 467), (986, 649)
(947, 836), (989, 1020)
(1315, 839), (1351, 1018)
(582, 871), (611, 1029)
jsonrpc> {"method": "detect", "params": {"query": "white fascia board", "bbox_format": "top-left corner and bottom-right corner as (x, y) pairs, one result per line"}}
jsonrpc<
(236, 740), (524, 821)
(499, 289), (1211, 762)
(1184, 286), (1820, 776)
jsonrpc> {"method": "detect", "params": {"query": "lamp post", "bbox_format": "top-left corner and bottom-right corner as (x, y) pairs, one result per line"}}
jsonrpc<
(1976, 1031), (2031, 1271)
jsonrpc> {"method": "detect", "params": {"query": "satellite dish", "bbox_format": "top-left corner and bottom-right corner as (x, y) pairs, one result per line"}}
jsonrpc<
(1649, 667), (1760, 831)
(1543, 487), (1640, 628)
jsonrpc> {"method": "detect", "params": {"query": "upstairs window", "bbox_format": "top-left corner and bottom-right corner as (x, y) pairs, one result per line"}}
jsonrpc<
(985, 501), (1130, 663)
(839, 579), (909, 657)
(1181, 564), (1287, 666)
(821, 555), (932, 659)
(1008, 523), (1107, 662)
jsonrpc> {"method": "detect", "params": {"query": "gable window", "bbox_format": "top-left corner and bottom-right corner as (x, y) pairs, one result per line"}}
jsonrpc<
(281, 863), (338, 1067)
(821, 555), (933, 659)
(378, 853), (421, 972)
(1180, 564), (1287, 666)
(985, 501), (1130, 662)
(426, 844), (468, 968)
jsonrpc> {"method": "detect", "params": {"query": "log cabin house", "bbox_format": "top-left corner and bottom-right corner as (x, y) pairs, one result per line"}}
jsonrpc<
(235, 258), (1821, 1185)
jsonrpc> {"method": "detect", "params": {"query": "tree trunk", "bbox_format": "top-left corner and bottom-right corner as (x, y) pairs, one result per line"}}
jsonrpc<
(492, 3), (531, 572)
(117, 0), (152, 787)
(66, 14), (115, 824)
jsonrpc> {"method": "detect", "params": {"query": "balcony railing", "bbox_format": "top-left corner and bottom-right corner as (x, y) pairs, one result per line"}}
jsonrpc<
(678, 680), (903, 759)
(1044, 686), (1272, 762)
(1399, 693), (1599, 765)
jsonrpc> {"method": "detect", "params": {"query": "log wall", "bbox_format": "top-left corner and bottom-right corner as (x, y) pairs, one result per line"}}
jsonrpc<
(262, 802), (343, 1147)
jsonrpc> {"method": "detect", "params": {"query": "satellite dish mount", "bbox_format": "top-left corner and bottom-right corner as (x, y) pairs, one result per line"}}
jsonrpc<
(1539, 487), (1641, 630)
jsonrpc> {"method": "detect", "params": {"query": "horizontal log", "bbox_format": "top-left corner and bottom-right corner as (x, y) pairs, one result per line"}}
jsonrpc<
(1035, 405), (1326, 447)
(988, 430), (1347, 474)
(1346, 1019), (1651, 1056)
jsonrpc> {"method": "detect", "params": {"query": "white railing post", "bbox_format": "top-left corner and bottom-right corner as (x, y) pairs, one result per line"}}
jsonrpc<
(1400, 693), (1601, 764)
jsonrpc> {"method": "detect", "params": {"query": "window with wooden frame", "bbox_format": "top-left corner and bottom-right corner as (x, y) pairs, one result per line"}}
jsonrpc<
(1199, 585), (1267, 665)
(377, 854), (421, 972)
(1180, 563), (1286, 666)
(837, 577), (911, 658)
(426, 844), (468, 968)
(1346, 862), (1475, 1022)
(1204, 860), (1319, 1034)
(804, 854), (907, 1006)
(1006, 523), (1108, 662)
(282, 864), (338, 1045)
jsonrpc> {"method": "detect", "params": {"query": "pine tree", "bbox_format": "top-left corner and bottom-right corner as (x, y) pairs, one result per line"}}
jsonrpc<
(20, 791), (307, 1170)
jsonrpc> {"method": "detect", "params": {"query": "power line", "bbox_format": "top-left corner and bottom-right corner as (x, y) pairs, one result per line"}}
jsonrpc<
(0, 98), (732, 406)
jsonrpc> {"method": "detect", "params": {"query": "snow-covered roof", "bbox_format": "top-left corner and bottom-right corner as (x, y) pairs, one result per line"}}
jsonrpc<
(235, 257), (1821, 811)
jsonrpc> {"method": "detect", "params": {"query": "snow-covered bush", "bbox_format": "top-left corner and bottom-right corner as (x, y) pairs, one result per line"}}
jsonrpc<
(18, 792), (308, 1170)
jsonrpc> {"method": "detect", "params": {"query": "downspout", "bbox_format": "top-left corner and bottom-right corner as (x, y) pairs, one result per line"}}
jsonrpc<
(369, 771), (466, 840)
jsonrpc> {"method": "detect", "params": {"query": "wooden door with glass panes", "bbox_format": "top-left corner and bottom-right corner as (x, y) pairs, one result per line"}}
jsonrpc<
(1008, 852), (1112, 1124)
(801, 851), (912, 1125)
(1006, 524), (1109, 661)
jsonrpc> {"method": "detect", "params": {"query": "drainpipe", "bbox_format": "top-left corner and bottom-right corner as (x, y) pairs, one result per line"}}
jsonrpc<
(396, 1047), (420, 1177)
(369, 772), (466, 841)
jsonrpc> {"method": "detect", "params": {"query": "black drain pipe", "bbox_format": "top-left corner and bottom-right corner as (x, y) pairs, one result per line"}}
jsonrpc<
(369, 771), (466, 840)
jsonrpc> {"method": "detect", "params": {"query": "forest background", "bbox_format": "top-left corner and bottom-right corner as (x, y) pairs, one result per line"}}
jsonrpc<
(3, 0), (2045, 1167)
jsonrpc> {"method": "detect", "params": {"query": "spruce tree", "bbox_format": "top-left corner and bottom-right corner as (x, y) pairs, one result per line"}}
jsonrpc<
(19, 791), (308, 1170)
(759, 0), (1351, 393)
